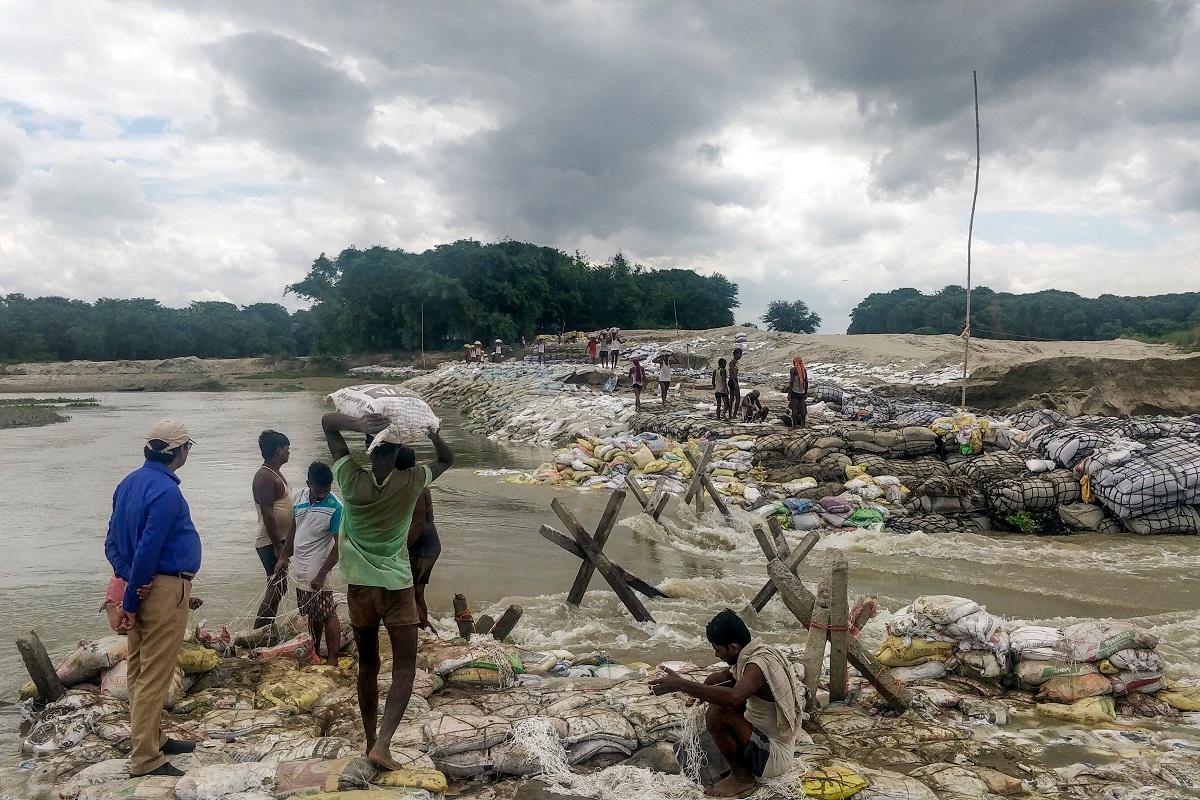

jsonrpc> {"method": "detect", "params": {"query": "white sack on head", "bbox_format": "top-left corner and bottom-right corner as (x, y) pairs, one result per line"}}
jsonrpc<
(327, 384), (440, 452)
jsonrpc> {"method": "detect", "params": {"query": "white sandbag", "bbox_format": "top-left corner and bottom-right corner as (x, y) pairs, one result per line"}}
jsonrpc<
(424, 713), (511, 756)
(1007, 626), (1067, 661)
(792, 512), (823, 530)
(909, 595), (980, 625)
(57, 637), (130, 686)
(175, 763), (275, 800)
(327, 384), (440, 451)
(1110, 671), (1165, 695)
(1106, 648), (1164, 673)
(941, 609), (1002, 648)
(889, 661), (948, 683)
(1063, 621), (1159, 662)
(1015, 659), (1098, 688)
(100, 662), (184, 709)
(955, 650), (1005, 679)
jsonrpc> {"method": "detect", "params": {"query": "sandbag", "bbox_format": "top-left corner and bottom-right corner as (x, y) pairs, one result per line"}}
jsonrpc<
(57, 636), (129, 686)
(909, 595), (979, 625)
(1037, 672), (1113, 703)
(252, 634), (321, 664)
(875, 637), (954, 668)
(1159, 684), (1200, 711)
(175, 763), (275, 800)
(1008, 625), (1068, 660)
(1057, 503), (1106, 532)
(273, 757), (377, 796)
(178, 643), (221, 675)
(1016, 660), (1098, 688)
(1035, 696), (1116, 725)
(800, 765), (869, 799)
(1063, 621), (1159, 662)
(327, 384), (440, 450)
(77, 776), (180, 800)
(889, 661), (948, 683)
(258, 669), (340, 712)
(1109, 671), (1164, 695)
(373, 768), (447, 793)
(100, 662), (184, 708)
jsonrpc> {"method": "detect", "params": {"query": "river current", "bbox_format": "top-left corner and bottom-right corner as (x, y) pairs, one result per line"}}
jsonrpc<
(2, 390), (1199, 785)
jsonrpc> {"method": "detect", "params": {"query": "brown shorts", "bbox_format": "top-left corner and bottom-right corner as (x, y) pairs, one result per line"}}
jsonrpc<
(347, 585), (419, 629)
(296, 588), (336, 623)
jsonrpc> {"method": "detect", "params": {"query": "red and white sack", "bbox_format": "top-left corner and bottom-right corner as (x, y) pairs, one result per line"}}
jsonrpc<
(327, 384), (440, 451)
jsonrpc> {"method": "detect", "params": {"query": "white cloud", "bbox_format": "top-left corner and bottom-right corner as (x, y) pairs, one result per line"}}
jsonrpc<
(0, 0), (1196, 329)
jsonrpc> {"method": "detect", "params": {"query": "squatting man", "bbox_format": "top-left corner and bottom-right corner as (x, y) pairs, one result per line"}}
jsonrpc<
(650, 609), (804, 798)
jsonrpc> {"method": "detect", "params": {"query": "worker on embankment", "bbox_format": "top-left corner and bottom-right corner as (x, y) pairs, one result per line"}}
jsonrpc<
(650, 609), (803, 797)
(739, 389), (769, 422)
(321, 411), (453, 770)
(728, 347), (743, 415)
(788, 356), (808, 427)
(252, 430), (292, 629)
(104, 420), (202, 777)
(398, 446), (440, 633)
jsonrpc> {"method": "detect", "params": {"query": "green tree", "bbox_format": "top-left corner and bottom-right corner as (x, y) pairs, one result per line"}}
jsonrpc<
(763, 299), (821, 333)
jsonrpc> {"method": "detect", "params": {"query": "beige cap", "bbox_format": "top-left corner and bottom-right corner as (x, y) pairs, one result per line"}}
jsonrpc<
(146, 419), (193, 449)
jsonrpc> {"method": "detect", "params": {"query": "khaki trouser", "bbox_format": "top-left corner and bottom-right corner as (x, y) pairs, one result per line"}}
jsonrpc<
(127, 574), (190, 775)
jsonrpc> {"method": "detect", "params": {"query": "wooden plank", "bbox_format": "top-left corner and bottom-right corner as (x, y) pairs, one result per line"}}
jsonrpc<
(684, 442), (715, 506)
(554, 492), (626, 606)
(802, 567), (832, 711)
(767, 559), (912, 711)
(767, 516), (791, 559)
(624, 474), (650, 509)
(751, 524), (779, 561)
(744, 532), (819, 614)
(452, 594), (474, 640)
(568, 523), (654, 622)
(651, 488), (671, 521)
(828, 551), (849, 702)
(539, 525), (668, 600)
(682, 448), (731, 516)
(491, 605), (524, 642)
(16, 630), (65, 702)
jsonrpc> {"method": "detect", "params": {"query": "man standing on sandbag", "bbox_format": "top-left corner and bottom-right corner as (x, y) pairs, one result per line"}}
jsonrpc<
(104, 420), (202, 777)
(650, 610), (803, 797)
(321, 411), (454, 771)
(728, 347), (743, 415)
(254, 430), (293, 629)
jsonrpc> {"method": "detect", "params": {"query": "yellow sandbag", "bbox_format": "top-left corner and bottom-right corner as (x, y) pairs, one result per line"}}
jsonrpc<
(374, 769), (448, 793)
(575, 439), (594, 455)
(844, 465), (867, 480)
(446, 667), (504, 687)
(20, 680), (38, 701)
(301, 791), (418, 800)
(1037, 672), (1112, 704)
(875, 636), (954, 667)
(258, 670), (339, 711)
(801, 766), (869, 799)
(178, 643), (221, 674)
(642, 459), (671, 474)
(631, 445), (654, 469)
(584, 457), (601, 470)
(712, 468), (736, 478)
(1036, 696), (1116, 725)
(1159, 684), (1200, 711)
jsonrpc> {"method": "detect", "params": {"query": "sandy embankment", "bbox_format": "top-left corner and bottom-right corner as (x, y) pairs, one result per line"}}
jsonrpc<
(2, 331), (1196, 414)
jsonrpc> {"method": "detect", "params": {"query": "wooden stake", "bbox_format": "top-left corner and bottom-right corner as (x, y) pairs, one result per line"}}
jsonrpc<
(802, 567), (832, 711)
(16, 631), (64, 702)
(684, 442), (714, 505)
(827, 552), (849, 702)
(682, 448), (731, 516)
(567, 523), (654, 623)
(767, 559), (912, 711)
(452, 594), (474, 640)
(491, 605), (524, 642)
(474, 615), (495, 635)
(766, 516), (791, 558)
(624, 474), (650, 509)
(538, 525), (667, 599)
(745, 531), (818, 615)
(553, 492), (626, 606)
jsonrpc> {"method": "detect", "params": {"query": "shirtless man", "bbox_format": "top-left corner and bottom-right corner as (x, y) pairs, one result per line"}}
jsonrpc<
(728, 348), (743, 417)
(650, 610), (803, 797)
(253, 430), (292, 629)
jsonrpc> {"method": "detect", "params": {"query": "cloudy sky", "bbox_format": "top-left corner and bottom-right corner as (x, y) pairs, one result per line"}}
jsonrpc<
(1, 1), (1197, 331)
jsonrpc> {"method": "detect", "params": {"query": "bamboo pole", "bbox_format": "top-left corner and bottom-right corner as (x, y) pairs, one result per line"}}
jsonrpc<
(828, 552), (850, 702)
(962, 69), (980, 409)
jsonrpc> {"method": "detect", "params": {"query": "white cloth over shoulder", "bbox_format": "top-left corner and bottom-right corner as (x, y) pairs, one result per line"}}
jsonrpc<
(327, 384), (440, 452)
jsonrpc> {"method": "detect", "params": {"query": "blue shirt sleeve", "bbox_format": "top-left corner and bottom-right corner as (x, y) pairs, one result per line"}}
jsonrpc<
(122, 486), (183, 613)
(104, 488), (127, 579)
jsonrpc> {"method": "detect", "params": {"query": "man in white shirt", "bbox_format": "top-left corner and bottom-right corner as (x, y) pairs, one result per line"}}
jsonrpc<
(275, 461), (343, 666)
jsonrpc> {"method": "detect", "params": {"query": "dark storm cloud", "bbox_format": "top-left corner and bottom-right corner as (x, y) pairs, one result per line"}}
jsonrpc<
(205, 31), (383, 164)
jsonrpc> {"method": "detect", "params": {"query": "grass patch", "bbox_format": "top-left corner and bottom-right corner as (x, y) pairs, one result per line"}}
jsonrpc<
(0, 406), (69, 429)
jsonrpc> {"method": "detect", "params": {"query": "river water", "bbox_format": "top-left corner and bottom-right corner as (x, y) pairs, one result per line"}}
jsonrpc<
(3, 390), (1200, 786)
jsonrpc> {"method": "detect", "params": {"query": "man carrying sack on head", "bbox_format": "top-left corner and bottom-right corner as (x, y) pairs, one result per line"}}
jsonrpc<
(104, 420), (202, 777)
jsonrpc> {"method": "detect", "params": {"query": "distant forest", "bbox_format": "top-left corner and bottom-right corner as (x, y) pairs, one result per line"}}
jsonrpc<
(848, 286), (1200, 343)
(0, 240), (738, 362)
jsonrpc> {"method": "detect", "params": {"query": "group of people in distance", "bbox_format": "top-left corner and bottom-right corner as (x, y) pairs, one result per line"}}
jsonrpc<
(585, 328), (624, 368)
(712, 349), (809, 427)
(462, 340), (509, 363)
(101, 412), (453, 777)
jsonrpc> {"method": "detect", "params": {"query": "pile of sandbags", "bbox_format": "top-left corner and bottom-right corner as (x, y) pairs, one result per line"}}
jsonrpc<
(947, 451), (1027, 483)
(851, 454), (948, 482)
(985, 469), (1082, 515)
(1009, 621), (1165, 724)
(1084, 437), (1200, 530)
(878, 595), (1008, 681)
(843, 426), (938, 458)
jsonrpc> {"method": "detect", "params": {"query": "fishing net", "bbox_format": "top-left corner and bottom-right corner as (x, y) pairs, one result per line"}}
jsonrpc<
(424, 711), (512, 756)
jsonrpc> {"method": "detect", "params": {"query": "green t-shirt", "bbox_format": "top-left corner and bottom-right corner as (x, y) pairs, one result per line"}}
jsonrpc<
(333, 456), (432, 590)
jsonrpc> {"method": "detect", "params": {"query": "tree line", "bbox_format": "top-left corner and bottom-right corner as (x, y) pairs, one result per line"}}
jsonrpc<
(287, 240), (739, 353)
(848, 286), (1200, 342)
(0, 240), (739, 362)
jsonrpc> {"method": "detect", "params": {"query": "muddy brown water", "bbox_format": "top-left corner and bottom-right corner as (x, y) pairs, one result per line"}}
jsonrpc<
(2, 390), (1199, 789)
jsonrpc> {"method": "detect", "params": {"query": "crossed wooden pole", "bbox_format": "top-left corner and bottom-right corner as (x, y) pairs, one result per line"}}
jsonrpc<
(683, 441), (731, 517)
(624, 475), (671, 523)
(539, 490), (668, 623)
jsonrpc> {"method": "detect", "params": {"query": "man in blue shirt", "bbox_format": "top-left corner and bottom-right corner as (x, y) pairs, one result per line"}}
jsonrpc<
(104, 419), (202, 777)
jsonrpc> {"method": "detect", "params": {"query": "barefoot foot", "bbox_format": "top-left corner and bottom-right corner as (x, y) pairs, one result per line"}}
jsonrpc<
(367, 744), (405, 771)
(705, 774), (756, 798)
